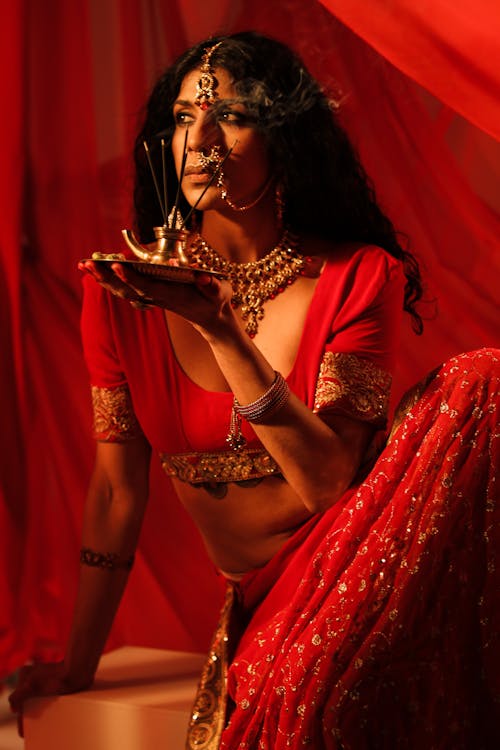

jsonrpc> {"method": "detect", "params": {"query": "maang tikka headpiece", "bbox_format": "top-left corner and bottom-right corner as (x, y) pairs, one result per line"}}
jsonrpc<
(195, 42), (223, 110)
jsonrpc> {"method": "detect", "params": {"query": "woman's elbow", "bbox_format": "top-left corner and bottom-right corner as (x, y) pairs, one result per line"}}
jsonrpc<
(299, 432), (367, 512)
(299, 469), (356, 514)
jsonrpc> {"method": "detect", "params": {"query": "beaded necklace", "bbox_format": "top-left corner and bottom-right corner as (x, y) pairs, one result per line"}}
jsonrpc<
(188, 231), (318, 337)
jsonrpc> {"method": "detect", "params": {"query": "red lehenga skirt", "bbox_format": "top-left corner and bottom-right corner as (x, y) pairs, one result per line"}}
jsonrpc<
(186, 349), (500, 750)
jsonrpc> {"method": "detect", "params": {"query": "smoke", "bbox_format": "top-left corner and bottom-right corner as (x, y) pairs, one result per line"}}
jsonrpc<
(226, 70), (342, 129)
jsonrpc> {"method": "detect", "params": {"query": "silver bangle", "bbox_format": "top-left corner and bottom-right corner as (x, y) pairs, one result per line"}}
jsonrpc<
(226, 371), (290, 451)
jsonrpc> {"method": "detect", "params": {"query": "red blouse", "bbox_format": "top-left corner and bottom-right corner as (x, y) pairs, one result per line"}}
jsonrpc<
(81, 244), (404, 467)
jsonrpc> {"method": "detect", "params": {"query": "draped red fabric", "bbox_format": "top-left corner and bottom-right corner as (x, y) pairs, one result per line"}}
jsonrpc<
(318, 0), (500, 141)
(1, 0), (498, 676)
(221, 350), (499, 748)
(0, 0), (28, 675)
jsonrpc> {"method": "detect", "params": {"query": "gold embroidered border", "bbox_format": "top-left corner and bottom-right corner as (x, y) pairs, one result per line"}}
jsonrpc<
(160, 448), (280, 484)
(185, 584), (234, 749)
(313, 352), (391, 425)
(91, 385), (143, 441)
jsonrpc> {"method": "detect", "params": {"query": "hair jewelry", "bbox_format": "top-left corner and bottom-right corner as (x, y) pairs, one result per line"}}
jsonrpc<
(195, 42), (223, 110)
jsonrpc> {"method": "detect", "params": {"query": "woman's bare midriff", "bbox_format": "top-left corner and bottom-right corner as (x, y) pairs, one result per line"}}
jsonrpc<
(172, 475), (314, 575)
(164, 243), (333, 575)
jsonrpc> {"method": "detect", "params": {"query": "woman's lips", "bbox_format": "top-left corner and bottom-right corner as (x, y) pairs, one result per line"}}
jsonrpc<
(184, 169), (214, 185)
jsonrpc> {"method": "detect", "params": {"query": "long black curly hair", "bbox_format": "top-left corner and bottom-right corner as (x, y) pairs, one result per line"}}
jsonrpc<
(134, 31), (423, 333)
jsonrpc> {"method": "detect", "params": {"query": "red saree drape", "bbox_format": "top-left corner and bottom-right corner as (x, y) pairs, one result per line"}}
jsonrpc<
(184, 349), (499, 749)
(221, 349), (499, 748)
(1, 0), (498, 677)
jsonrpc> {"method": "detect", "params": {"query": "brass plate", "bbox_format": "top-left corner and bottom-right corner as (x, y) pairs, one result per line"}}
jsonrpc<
(80, 258), (225, 284)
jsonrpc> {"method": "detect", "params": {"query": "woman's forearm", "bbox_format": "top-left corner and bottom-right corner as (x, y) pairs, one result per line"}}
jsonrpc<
(198, 311), (373, 512)
(63, 563), (132, 687)
(63, 441), (151, 687)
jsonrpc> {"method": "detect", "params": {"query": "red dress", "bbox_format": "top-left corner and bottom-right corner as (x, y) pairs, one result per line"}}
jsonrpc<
(81, 247), (499, 748)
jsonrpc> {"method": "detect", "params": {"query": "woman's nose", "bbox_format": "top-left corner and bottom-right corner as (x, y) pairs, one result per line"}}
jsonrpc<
(187, 113), (220, 152)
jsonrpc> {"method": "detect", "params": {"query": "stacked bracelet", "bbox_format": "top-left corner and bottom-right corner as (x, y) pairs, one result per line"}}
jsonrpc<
(80, 547), (135, 571)
(226, 371), (290, 450)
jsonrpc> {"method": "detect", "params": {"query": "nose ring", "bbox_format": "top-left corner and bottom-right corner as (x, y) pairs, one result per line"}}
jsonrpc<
(196, 145), (223, 171)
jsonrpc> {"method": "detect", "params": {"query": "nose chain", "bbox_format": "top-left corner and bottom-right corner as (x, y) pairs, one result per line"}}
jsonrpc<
(195, 146), (272, 212)
(196, 146), (224, 184)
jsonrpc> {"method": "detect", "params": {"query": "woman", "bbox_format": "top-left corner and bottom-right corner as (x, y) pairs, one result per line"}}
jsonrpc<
(10, 32), (499, 749)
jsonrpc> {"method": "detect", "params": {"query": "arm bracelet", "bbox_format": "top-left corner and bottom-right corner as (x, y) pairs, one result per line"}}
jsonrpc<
(227, 371), (290, 450)
(80, 547), (135, 571)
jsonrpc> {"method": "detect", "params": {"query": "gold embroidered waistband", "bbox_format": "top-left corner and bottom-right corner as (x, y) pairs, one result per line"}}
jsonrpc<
(159, 447), (281, 484)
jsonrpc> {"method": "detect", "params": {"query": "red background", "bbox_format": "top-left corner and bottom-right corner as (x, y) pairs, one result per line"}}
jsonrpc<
(1, 0), (498, 675)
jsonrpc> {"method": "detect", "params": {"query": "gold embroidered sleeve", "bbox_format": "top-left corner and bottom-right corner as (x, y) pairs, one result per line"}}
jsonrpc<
(313, 352), (392, 426)
(91, 385), (143, 442)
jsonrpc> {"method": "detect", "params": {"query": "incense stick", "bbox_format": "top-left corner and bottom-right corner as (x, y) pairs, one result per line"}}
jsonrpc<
(171, 128), (189, 230)
(143, 134), (237, 235)
(181, 140), (237, 229)
(143, 141), (168, 226)
(161, 139), (169, 227)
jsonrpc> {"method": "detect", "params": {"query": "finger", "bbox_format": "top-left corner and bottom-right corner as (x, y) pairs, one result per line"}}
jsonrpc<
(130, 299), (154, 311)
(87, 272), (135, 301)
(112, 265), (183, 306)
(9, 679), (27, 712)
(195, 272), (216, 287)
(82, 263), (124, 295)
(111, 264), (154, 299)
(81, 260), (112, 281)
(194, 273), (221, 296)
(110, 262), (128, 281)
(8, 691), (20, 713)
(84, 262), (133, 298)
(112, 265), (159, 296)
(17, 711), (24, 739)
(9, 680), (33, 713)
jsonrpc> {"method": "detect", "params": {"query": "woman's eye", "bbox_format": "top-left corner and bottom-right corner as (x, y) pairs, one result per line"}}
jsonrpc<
(218, 110), (246, 125)
(174, 112), (194, 126)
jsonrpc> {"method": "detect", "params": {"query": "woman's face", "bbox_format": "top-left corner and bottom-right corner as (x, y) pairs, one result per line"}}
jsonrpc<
(171, 67), (271, 212)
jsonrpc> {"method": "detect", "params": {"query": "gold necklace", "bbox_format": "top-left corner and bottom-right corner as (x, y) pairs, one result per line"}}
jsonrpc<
(188, 231), (311, 337)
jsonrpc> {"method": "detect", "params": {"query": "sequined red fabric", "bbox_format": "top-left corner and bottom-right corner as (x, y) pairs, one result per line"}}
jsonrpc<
(215, 349), (500, 749)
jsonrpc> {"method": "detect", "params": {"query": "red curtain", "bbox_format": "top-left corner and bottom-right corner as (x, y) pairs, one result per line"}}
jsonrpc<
(319, 0), (500, 141)
(1, 0), (498, 675)
(0, 0), (27, 674)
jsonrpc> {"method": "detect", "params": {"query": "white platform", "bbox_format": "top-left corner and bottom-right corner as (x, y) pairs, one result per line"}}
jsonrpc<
(23, 647), (205, 750)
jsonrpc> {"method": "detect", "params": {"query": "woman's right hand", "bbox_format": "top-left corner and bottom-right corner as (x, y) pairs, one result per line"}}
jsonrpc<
(8, 661), (91, 737)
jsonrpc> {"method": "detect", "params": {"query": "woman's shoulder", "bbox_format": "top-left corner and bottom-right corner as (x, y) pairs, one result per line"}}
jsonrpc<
(302, 236), (401, 267)
(302, 237), (403, 278)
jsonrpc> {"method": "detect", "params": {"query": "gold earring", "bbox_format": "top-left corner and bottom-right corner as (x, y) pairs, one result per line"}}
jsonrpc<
(275, 183), (285, 226)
